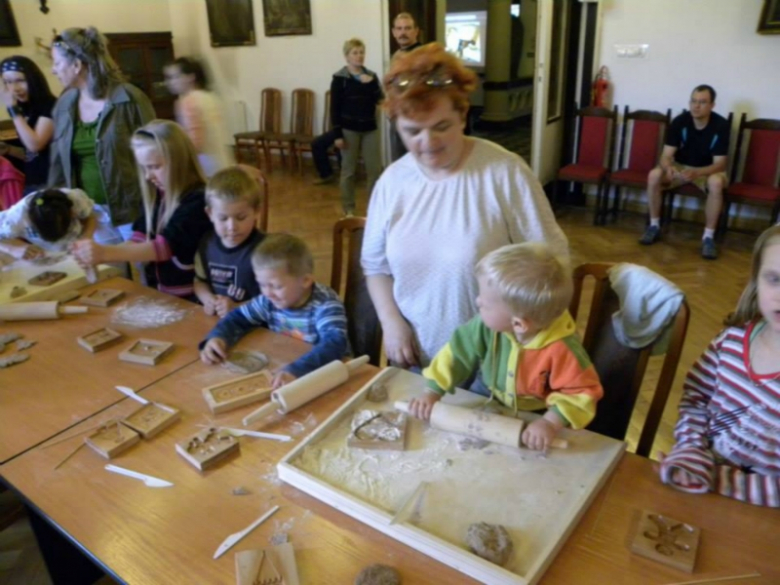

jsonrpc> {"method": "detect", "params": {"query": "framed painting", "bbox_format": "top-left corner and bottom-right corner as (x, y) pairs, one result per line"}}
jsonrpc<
(0, 0), (21, 47)
(205, 0), (257, 47)
(758, 0), (780, 34)
(262, 0), (312, 37)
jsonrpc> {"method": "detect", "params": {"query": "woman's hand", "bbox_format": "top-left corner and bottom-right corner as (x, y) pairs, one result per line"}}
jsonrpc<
(70, 239), (106, 268)
(334, 138), (346, 150)
(0, 85), (16, 108)
(382, 314), (420, 368)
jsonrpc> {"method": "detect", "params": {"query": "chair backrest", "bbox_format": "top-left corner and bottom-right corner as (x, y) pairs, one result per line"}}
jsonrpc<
(569, 263), (689, 457)
(331, 218), (382, 366)
(235, 164), (269, 232)
(260, 88), (282, 134)
(731, 113), (780, 187)
(323, 90), (332, 133)
(619, 107), (671, 172)
(575, 105), (618, 169)
(289, 88), (315, 136)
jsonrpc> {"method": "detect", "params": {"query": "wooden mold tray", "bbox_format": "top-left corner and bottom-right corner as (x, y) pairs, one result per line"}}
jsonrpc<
(175, 427), (240, 471)
(79, 288), (125, 307)
(202, 370), (273, 414)
(85, 421), (140, 459)
(77, 328), (124, 353)
(278, 367), (625, 585)
(121, 403), (181, 439)
(118, 340), (174, 366)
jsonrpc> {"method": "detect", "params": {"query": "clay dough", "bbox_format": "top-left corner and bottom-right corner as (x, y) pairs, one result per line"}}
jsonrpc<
(366, 382), (388, 403)
(222, 350), (270, 374)
(354, 564), (401, 585)
(465, 522), (514, 566)
(232, 486), (251, 496)
(15, 339), (36, 351)
(0, 353), (30, 368)
(0, 333), (22, 344)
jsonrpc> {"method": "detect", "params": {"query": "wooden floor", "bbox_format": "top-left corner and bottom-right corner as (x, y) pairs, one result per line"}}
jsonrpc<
(0, 156), (760, 584)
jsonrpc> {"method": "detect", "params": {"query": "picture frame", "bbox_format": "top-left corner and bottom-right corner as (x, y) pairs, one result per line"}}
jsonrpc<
(205, 0), (257, 47)
(0, 0), (21, 47)
(262, 0), (312, 37)
(758, 0), (780, 34)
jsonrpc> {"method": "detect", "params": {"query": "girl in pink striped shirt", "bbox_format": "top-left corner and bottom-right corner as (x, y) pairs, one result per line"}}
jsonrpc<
(659, 225), (780, 506)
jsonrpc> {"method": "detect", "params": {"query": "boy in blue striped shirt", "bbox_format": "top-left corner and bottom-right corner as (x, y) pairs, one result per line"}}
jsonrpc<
(200, 233), (349, 388)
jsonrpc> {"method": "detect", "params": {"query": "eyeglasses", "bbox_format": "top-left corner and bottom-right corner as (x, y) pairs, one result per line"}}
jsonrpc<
(390, 67), (453, 93)
(689, 99), (711, 106)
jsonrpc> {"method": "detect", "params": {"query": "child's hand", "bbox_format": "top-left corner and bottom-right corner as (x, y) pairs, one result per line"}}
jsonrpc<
(408, 391), (441, 421)
(12, 244), (44, 260)
(213, 295), (236, 319)
(200, 338), (228, 365)
(70, 239), (105, 267)
(272, 370), (296, 390)
(201, 295), (217, 316)
(522, 411), (564, 451)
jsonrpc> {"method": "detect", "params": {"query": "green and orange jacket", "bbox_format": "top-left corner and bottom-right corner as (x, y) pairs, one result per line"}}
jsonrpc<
(422, 311), (603, 429)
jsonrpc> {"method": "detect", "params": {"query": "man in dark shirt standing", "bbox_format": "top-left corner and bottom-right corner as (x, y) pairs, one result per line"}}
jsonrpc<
(388, 12), (422, 161)
(639, 85), (730, 259)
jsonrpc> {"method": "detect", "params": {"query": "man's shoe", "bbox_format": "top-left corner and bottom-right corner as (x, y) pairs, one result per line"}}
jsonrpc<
(312, 175), (336, 186)
(639, 225), (661, 245)
(701, 237), (718, 260)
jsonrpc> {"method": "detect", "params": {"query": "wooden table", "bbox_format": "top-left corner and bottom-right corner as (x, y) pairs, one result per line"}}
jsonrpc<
(2, 352), (778, 584)
(0, 276), (217, 464)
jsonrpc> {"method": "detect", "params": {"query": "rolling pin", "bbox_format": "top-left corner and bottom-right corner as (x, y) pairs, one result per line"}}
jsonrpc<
(394, 400), (568, 450)
(0, 301), (87, 321)
(242, 355), (369, 426)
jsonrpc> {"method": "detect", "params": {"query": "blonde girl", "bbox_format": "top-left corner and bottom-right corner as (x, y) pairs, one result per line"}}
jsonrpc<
(659, 225), (780, 506)
(71, 120), (211, 298)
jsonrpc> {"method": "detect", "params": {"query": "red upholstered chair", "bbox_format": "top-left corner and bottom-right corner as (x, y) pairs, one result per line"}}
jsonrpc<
(607, 107), (670, 221)
(721, 114), (780, 233)
(554, 105), (618, 225)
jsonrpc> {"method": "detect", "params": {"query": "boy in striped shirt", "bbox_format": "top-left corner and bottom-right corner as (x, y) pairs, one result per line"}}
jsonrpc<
(200, 233), (349, 389)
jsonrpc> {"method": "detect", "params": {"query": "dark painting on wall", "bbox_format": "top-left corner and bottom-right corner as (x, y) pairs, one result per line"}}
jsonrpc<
(262, 0), (312, 37)
(205, 0), (257, 47)
(0, 0), (22, 47)
(758, 0), (780, 33)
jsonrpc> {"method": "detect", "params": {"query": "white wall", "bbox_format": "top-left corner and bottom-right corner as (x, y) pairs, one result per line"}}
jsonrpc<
(597, 0), (780, 120)
(168, 0), (386, 135)
(0, 0), (171, 120)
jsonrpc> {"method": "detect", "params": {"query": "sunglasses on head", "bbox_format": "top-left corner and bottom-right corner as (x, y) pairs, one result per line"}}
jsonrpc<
(391, 66), (453, 92)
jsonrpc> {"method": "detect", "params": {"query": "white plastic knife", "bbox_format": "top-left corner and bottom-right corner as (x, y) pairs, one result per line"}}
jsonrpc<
(213, 505), (280, 559)
(217, 427), (292, 442)
(115, 385), (176, 413)
(105, 464), (174, 488)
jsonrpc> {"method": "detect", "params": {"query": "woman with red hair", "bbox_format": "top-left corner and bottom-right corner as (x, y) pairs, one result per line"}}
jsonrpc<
(361, 44), (568, 368)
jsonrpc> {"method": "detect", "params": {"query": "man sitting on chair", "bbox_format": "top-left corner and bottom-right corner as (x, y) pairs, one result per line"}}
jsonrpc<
(639, 84), (730, 260)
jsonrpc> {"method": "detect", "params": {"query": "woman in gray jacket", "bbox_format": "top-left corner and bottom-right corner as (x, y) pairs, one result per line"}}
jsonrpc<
(48, 27), (154, 245)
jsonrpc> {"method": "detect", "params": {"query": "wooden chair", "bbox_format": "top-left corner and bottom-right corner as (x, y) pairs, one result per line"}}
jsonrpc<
(292, 89), (336, 176)
(570, 263), (690, 457)
(236, 164), (270, 232)
(234, 88), (282, 171)
(662, 111), (733, 234)
(554, 105), (618, 225)
(721, 114), (780, 233)
(331, 217), (382, 366)
(607, 107), (671, 221)
(265, 88), (315, 173)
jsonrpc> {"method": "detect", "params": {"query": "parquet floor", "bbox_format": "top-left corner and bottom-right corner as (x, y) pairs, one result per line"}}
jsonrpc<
(0, 152), (760, 584)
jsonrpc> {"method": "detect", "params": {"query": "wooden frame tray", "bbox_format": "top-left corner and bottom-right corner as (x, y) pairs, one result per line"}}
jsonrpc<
(79, 288), (125, 307)
(77, 328), (124, 353)
(278, 367), (625, 585)
(118, 340), (174, 366)
(202, 370), (274, 414)
(121, 403), (181, 439)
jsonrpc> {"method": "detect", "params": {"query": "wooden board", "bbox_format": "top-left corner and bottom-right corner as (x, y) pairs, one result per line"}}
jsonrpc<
(121, 403), (181, 439)
(278, 367), (626, 585)
(347, 410), (408, 451)
(27, 271), (67, 287)
(77, 328), (124, 353)
(175, 427), (240, 471)
(629, 509), (700, 573)
(79, 288), (125, 307)
(85, 422), (140, 459)
(235, 543), (299, 585)
(118, 340), (174, 366)
(202, 370), (274, 414)
(0, 257), (119, 304)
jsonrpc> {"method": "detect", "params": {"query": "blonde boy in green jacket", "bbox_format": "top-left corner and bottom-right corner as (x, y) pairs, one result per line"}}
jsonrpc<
(409, 243), (603, 451)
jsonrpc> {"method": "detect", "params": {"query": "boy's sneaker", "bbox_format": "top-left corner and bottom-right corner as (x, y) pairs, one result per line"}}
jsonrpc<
(701, 237), (718, 260)
(639, 225), (661, 245)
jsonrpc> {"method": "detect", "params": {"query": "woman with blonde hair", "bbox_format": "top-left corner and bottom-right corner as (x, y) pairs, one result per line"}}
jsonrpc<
(71, 120), (211, 299)
(361, 43), (568, 368)
(49, 27), (155, 245)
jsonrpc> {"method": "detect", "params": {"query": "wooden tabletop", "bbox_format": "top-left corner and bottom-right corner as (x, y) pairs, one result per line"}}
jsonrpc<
(0, 277), (217, 463)
(2, 352), (778, 584)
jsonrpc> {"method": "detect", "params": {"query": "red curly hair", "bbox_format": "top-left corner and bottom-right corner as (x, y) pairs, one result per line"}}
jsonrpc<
(383, 43), (477, 120)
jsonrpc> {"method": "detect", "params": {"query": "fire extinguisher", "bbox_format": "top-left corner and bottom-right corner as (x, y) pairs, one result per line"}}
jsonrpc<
(592, 66), (610, 108)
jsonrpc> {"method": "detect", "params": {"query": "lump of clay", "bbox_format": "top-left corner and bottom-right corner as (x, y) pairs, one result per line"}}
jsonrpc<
(466, 522), (513, 566)
(355, 564), (401, 585)
(223, 350), (269, 374)
(366, 382), (388, 403)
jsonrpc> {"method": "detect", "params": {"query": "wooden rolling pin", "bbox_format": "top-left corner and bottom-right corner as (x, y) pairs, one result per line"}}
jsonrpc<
(242, 355), (369, 426)
(0, 301), (87, 321)
(394, 400), (568, 450)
